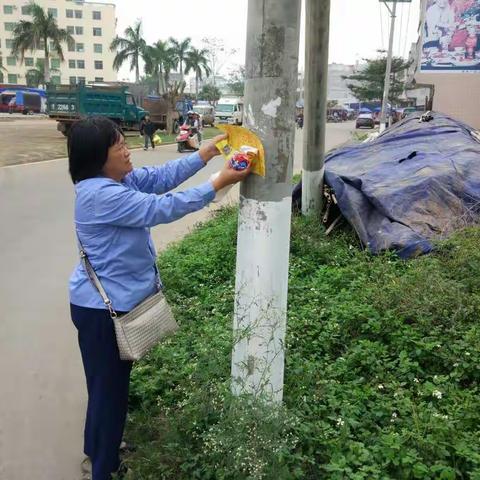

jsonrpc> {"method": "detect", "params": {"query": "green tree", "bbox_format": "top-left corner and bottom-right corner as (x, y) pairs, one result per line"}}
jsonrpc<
(168, 37), (192, 83)
(226, 66), (245, 96)
(344, 53), (411, 103)
(110, 20), (147, 83)
(327, 100), (339, 108)
(26, 58), (59, 87)
(144, 40), (177, 94)
(199, 84), (221, 105)
(10, 2), (73, 84)
(185, 47), (210, 99)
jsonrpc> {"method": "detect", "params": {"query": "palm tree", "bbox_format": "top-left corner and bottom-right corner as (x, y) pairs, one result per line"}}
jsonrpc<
(144, 40), (177, 94)
(110, 20), (146, 83)
(26, 58), (59, 87)
(11, 2), (73, 84)
(168, 37), (192, 83)
(185, 47), (211, 99)
(0, 55), (7, 83)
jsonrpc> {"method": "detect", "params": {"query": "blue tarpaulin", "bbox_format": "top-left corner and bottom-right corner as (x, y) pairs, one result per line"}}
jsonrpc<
(302, 112), (480, 258)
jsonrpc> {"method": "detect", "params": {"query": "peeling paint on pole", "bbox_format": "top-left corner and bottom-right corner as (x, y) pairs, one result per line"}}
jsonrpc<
(231, 0), (301, 403)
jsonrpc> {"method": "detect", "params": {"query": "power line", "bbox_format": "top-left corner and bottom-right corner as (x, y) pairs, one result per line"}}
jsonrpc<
(398, 2), (404, 57)
(403, 2), (412, 58)
(379, 2), (384, 50)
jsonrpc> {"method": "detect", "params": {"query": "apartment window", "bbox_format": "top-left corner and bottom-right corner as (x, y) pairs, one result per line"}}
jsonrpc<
(94, 43), (102, 54)
(51, 58), (60, 69)
(94, 60), (103, 70)
(3, 5), (14, 14)
(74, 10), (82, 19)
(92, 11), (101, 20)
(38, 40), (45, 50)
(95, 77), (104, 82)
(66, 9), (73, 18)
(75, 26), (83, 35)
(76, 43), (84, 53)
(4, 22), (16, 32)
(6, 39), (14, 49)
(77, 60), (85, 69)
(69, 76), (76, 85)
(8, 74), (17, 84)
(78, 76), (85, 85)
(51, 75), (61, 85)
(68, 40), (75, 52)
(25, 57), (34, 67)
(68, 59), (76, 68)
(21, 5), (32, 15)
(6, 56), (16, 66)
(48, 8), (57, 18)
(67, 26), (74, 34)
(49, 41), (55, 50)
(93, 28), (102, 37)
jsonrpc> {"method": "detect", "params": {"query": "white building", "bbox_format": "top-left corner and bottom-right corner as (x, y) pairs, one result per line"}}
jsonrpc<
(0, 0), (116, 85)
(297, 63), (359, 105)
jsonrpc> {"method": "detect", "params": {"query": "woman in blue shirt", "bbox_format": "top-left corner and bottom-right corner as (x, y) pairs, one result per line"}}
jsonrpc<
(68, 117), (250, 480)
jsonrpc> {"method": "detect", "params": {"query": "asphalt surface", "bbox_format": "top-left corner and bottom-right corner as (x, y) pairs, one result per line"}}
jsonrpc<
(0, 122), (355, 480)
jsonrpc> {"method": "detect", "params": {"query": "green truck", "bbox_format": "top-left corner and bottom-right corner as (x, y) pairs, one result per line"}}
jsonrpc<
(47, 84), (148, 136)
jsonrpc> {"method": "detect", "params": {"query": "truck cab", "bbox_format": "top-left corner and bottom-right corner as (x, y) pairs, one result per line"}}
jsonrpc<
(215, 97), (243, 125)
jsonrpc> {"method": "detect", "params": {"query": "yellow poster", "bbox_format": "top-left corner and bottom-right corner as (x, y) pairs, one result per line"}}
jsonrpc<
(217, 125), (266, 177)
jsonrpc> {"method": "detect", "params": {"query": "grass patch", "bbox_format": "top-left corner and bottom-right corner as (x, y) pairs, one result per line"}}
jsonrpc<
(126, 127), (221, 149)
(122, 208), (480, 479)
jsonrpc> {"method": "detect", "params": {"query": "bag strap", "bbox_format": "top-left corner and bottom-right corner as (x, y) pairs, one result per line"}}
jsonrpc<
(76, 229), (162, 320)
(77, 238), (118, 319)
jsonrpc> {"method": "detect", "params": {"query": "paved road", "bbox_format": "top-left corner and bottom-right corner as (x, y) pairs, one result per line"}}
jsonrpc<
(0, 122), (354, 480)
(0, 115), (68, 167)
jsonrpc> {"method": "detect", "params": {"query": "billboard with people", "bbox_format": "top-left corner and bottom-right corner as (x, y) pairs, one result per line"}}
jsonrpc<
(421, 0), (480, 72)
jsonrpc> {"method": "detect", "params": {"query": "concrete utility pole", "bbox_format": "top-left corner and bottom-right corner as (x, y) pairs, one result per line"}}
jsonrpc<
(302, 0), (331, 216)
(379, 0), (398, 133)
(231, 0), (301, 403)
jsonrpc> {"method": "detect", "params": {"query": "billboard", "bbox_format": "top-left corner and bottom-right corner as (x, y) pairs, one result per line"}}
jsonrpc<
(421, 0), (480, 72)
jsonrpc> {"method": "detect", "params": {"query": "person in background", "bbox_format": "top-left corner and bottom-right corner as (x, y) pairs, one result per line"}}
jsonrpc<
(139, 115), (157, 151)
(68, 116), (251, 480)
(425, 0), (456, 47)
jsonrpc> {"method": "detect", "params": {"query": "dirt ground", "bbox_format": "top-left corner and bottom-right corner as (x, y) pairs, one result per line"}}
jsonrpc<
(0, 115), (68, 167)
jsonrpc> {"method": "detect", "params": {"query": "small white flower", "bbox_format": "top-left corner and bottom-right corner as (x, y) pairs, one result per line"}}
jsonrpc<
(336, 417), (345, 427)
(378, 384), (385, 390)
(432, 389), (443, 399)
(465, 352), (471, 356)
(453, 362), (459, 367)
(413, 378), (420, 383)
(391, 412), (398, 418)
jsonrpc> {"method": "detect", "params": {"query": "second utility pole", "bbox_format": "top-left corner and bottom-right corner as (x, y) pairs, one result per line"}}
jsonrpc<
(302, 0), (331, 216)
(379, 0), (398, 133)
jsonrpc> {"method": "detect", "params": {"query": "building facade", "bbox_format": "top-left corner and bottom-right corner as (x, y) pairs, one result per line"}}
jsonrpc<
(0, 0), (116, 85)
(297, 63), (359, 106)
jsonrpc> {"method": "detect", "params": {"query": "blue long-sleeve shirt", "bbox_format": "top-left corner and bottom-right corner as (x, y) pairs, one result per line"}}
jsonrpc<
(69, 151), (215, 311)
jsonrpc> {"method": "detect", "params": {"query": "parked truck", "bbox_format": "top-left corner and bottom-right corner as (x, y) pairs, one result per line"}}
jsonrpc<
(47, 84), (148, 136)
(215, 97), (243, 125)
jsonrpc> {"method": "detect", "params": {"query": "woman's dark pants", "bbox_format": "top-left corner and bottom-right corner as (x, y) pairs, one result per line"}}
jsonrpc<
(70, 304), (133, 480)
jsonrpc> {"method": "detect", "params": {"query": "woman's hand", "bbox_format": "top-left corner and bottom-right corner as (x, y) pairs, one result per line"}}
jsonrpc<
(198, 134), (228, 163)
(211, 159), (252, 191)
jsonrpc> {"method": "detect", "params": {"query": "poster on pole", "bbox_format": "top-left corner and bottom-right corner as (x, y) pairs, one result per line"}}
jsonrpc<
(421, 0), (480, 72)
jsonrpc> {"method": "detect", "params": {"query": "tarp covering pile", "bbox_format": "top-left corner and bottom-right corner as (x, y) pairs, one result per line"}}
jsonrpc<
(301, 112), (480, 258)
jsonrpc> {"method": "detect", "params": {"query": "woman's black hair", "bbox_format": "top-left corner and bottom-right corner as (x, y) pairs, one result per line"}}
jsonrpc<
(68, 116), (124, 183)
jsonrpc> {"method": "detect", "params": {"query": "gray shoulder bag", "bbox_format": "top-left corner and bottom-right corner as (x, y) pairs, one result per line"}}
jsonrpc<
(78, 239), (178, 361)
